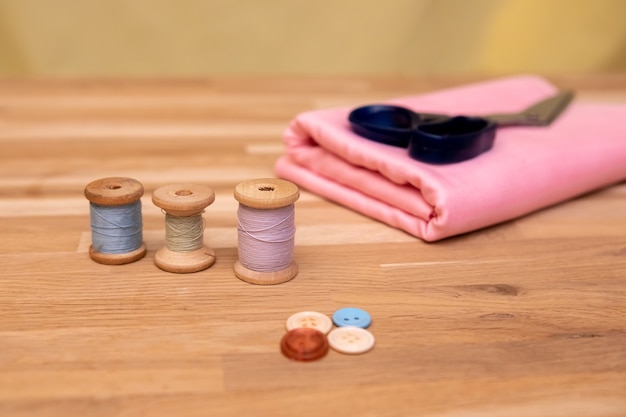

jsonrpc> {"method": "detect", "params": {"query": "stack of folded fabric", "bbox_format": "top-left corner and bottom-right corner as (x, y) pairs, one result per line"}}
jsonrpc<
(275, 75), (626, 241)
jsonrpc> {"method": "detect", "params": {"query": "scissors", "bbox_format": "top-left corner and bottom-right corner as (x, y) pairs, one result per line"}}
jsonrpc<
(348, 90), (574, 164)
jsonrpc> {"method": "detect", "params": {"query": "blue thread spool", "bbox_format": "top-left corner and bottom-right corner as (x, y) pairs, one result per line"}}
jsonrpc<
(84, 177), (146, 265)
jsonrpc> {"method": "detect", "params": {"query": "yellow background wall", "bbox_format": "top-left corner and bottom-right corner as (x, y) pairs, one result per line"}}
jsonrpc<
(0, 0), (624, 77)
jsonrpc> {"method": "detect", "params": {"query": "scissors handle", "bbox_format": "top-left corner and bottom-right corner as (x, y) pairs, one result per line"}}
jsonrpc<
(348, 105), (447, 148)
(408, 116), (497, 164)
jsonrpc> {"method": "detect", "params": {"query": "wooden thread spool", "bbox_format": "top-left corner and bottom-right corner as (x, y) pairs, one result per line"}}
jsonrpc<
(151, 183), (216, 273)
(84, 177), (147, 265)
(234, 178), (300, 285)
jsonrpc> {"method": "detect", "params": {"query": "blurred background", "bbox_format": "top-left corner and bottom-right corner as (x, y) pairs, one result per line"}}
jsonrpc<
(0, 0), (624, 77)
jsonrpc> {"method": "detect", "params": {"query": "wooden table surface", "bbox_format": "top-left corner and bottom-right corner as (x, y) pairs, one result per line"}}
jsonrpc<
(1, 75), (625, 417)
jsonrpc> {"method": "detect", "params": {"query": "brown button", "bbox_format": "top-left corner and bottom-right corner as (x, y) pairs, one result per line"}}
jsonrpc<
(280, 327), (329, 362)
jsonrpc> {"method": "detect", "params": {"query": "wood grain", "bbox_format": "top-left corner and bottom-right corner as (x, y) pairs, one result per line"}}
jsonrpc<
(0, 75), (625, 417)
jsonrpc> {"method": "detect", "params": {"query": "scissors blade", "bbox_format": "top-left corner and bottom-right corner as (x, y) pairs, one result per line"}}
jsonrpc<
(486, 90), (575, 126)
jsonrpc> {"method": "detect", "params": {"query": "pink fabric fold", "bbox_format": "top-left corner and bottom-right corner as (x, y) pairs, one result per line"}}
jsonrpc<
(274, 75), (626, 241)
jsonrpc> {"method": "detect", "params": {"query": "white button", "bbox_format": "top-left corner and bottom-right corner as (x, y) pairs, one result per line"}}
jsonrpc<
(327, 326), (375, 354)
(285, 311), (333, 334)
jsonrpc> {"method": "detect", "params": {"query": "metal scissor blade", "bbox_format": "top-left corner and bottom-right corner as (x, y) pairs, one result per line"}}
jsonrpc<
(486, 90), (575, 127)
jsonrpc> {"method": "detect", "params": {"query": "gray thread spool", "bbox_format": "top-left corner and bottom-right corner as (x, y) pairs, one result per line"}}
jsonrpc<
(84, 177), (147, 265)
(151, 183), (216, 273)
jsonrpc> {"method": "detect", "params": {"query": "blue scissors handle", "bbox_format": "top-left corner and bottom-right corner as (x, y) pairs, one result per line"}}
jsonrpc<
(348, 105), (495, 163)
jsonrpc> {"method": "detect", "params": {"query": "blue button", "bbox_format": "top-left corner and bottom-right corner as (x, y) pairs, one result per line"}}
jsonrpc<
(332, 307), (371, 328)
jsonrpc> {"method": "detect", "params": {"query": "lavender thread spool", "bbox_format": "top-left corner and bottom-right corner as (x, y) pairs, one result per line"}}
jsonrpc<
(84, 177), (146, 265)
(234, 178), (300, 285)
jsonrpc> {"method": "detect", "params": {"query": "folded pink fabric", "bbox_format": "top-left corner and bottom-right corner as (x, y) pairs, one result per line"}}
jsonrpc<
(275, 75), (626, 241)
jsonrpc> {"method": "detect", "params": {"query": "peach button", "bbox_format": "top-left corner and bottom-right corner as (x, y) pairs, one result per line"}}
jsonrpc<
(327, 326), (375, 354)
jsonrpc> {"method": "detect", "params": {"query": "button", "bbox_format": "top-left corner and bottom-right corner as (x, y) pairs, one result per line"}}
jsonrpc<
(280, 327), (329, 362)
(328, 326), (375, 354)
(285, 311), (333, 334)
(332, 307), (372, 328)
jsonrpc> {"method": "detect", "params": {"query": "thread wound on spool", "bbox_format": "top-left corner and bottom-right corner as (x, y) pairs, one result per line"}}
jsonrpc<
(164, 213), (205, 252)
(84, 177), (146, 265)
(90, 201), (143, 254)
(234, 178), (300, 285)
(237, 204), (295, 272)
